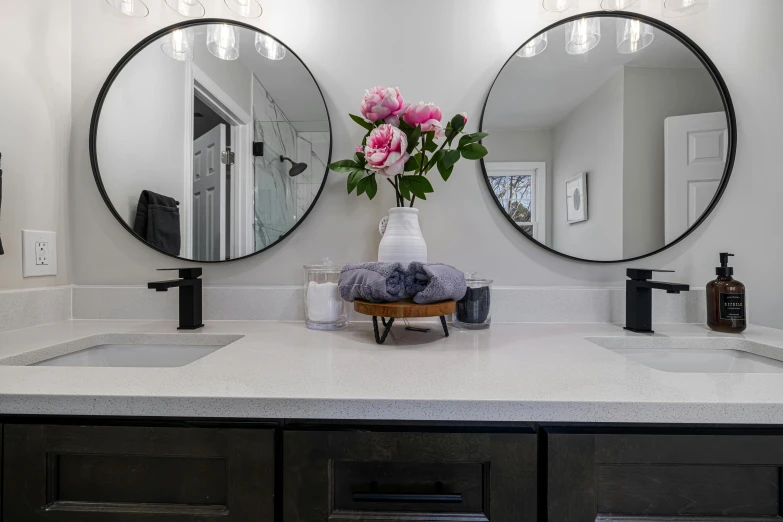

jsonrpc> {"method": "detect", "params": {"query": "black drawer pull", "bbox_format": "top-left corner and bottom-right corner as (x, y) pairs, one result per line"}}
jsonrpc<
(352, 493), (463, 503)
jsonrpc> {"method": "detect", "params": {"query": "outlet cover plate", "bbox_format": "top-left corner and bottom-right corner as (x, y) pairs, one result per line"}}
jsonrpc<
(22, 230), (57, 277)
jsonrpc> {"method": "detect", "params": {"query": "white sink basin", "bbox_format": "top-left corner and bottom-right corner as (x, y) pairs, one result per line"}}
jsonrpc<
(587, 336), (783, 374)
(0, 333), (243, 368)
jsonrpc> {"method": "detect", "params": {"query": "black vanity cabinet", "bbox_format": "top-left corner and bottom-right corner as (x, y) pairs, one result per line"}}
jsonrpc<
(547, 429), (783, 521)
(284, 429), (538, 522)
(2, 424), (276, 521)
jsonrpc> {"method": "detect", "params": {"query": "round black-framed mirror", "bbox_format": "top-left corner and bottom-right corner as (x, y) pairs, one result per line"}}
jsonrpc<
(480, 12), (736, 263)
(90, 19), (332, 263)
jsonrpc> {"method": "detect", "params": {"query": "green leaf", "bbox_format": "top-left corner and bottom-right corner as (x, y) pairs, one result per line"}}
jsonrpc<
(404, 155), (420, 172)
(415, 152), (428, 173)
(347, 170), (364, 194)
(356, 175), (370, 196)
(406, 125), (422, 154)
(398, 176), (412, 201)
(427, 149), (446, 173)
(458, 132), (490, 149)
(366, 174), (378, 199)
(399, 119), (415, 133)
(350, 114), (374, 132)
(460, 143), (488, 160)
(424, 131), (438, 152)
(402, 175), (434, 199)
(329, 159), (360, 173)
(437, 161), (454, 181)
(442, 149), (461, 170)
(354, 152), (366, 168)
(451, 114), (466, 133)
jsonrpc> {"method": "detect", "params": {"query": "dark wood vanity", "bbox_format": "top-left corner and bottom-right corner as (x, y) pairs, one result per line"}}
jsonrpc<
(2, 419), (781, 521)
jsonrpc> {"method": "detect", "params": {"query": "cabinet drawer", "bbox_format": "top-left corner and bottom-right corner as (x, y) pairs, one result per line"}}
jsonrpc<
(284, 430), (537, 522)
(3, 424), (275, 521)
(548, 430), (783, 521)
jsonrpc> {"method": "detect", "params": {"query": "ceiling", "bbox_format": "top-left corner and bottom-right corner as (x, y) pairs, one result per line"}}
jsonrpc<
(484, 17), (707, 131)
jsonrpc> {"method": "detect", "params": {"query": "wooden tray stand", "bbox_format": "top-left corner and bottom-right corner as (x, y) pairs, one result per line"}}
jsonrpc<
(353, 299), (457, 345)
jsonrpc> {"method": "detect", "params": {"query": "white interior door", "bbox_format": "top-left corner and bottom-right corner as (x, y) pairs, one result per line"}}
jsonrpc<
(193, 124), (226, 261)
(664, 112), (728, 243)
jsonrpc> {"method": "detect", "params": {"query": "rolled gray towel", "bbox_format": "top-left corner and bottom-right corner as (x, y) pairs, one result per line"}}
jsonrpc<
(339, 262), (405, 303)
(405, 262), (467, 304)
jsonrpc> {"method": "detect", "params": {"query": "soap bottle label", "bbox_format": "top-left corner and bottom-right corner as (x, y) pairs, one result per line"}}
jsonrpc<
(719, 293), (745, 320)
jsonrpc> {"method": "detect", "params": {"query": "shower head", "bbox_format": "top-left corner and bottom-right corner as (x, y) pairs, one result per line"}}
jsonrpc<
(280, 155), (308, 177)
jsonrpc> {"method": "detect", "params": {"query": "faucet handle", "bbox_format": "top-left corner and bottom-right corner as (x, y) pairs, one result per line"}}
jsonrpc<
(627, 268), (674, 281)
(157, 268), (202, 279)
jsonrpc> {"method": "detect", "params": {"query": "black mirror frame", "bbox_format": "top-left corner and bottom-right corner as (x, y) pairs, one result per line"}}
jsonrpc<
(89, 19), (332, 264)
(479, 11), (737, 264)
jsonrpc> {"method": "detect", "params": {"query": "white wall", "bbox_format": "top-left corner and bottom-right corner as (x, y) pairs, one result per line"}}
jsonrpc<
(552, 70), (625, 261)
(68, 0), (781, 328)
(0, 1), (72, 290)
(622, 66), (724, 259)
(96, 43), (188, 226)
(193, 45), (252, 116)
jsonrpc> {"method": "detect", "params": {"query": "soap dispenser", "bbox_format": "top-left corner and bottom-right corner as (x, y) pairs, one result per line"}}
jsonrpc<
(706, 253), (746, 333)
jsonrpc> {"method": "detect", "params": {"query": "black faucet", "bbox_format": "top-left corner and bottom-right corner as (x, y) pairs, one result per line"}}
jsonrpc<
(625, 269), (689, 334)
(148, 268), (204, 330)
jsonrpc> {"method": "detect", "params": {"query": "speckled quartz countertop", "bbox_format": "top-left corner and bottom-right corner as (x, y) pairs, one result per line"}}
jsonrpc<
(1, 320), (783, 424)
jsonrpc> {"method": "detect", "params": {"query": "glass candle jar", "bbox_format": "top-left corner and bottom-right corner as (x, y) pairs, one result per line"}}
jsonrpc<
(454, 272), (493, 330)
(303, 258), (347, 330)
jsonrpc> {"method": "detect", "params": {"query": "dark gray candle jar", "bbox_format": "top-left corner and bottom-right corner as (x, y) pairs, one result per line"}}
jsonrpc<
(454, 273), (493, 330)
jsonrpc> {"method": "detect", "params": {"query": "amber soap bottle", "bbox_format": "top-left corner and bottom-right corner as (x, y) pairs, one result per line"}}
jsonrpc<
(706, 253), (746, 333)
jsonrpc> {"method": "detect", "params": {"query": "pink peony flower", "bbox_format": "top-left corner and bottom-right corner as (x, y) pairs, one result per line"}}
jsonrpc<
(364, 124), (409, 177)
(360, 86), (409, 125)
(355, 146), (364, 153)
(404, 102), (444, 137)
(460, 112), (468, 124)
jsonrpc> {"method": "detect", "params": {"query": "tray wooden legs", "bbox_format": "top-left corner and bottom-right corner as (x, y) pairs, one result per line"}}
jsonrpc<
(371, 316), (449, 345)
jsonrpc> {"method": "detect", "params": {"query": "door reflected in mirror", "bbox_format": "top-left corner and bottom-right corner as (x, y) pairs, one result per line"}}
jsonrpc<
(93, 22), (330, 262)
(481, 14), (733, 262)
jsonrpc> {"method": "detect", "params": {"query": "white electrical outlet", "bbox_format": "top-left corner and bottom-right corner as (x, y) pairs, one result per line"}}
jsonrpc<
(22, 230), (57, 277)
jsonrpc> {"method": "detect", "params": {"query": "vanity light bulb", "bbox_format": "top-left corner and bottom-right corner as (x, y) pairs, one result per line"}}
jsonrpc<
(516, 33), (548, 58)
(164, 0), (205, 18)
(161, 28), (194, 61)
(224, 0), (264, 19)
(565, 18), (601, 55)
(663, 0), (709, 16)
(256, 33), (287, 61)
(617, 19), (654, 54)
(105, 0), (149, 18)
(207, 24), (240, 61)
(600, 0), (639, 10)
(542, 0), (578, 12)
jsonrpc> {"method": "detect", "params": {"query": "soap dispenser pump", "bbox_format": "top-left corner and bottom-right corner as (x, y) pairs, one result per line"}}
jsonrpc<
(706, 253), (746, 333)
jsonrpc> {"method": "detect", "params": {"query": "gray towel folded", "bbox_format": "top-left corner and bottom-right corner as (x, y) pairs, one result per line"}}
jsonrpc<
(405, 262), (467, 304)
(339, 262), (406, 303)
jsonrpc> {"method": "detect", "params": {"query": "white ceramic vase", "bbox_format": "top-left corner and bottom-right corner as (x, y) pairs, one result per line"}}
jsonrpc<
(378, 208), (427, 265)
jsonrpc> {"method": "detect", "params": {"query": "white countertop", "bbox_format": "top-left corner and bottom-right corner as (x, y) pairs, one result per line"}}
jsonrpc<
(2, 320), (783, 424)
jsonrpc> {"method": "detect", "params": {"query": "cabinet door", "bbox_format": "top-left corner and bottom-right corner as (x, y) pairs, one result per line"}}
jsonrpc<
(547, 430), (783, 521)
(284, 430), (537, 522)
(3, 424), (275, 521)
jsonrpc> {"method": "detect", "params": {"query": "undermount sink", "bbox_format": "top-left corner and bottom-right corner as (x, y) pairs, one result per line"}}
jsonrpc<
(0, 333), (243, 368)
(588, 336), (783, 374)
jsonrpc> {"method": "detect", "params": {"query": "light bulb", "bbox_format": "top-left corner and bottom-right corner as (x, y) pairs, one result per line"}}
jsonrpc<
(542, 0), (578, 12)
(106, 0), (149, 17)
(256, 33), (287, 60)
(664, 0), (708, 16)
(225, 0), (263, 18)
(164, 0), (205, 17)
(617, 18), (654, 53)
(600, 0), (639, 10)
(565, 17), (601, 55)
(161, 28), (194, 61)
(207, 24), (240, 61)
(517, 33), (548, 58)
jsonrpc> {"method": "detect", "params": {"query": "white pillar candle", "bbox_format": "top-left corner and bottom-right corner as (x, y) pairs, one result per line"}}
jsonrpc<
(307, 281), (343, 323)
